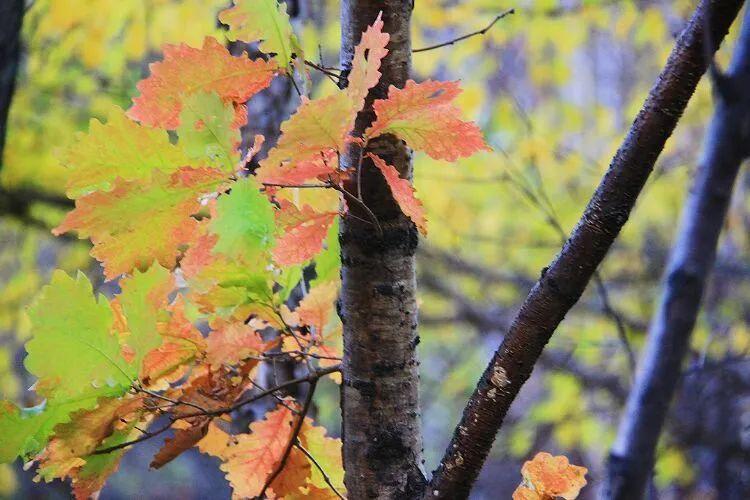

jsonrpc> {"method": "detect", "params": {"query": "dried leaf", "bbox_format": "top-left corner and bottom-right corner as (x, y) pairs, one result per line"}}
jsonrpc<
(150, 423), (209, 469)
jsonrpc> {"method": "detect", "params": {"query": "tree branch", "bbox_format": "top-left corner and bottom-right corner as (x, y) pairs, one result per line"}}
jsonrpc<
(425, 0), (745, 497)
(606, 5), (750, 497)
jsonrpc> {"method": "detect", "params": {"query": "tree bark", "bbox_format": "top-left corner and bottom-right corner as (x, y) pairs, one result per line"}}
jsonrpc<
(338, 1), (425, 498)
(605, 6), (750, 498)
(425, 1), (744, 498)
(0, 0), (24, 166)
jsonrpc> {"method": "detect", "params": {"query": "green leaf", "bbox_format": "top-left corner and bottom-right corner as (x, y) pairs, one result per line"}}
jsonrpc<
(62, 106), (190, 199)
(219, 0), (300, 69)
(25, 271), (133, 401)
(311, 218), (340, 287)
(178, 92), (240, 174)
(0, 388), (120, 463)
(210, 177), (275, 260)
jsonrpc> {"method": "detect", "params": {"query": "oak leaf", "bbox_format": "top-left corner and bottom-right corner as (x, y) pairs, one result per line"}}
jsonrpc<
(219, 0), (300, 68)
(178, 92), (243, 173)
(296, 280), (339, 334)
(512, 452), (588, 500)
(128, 36), (276, 129)
(258, 92), (353, 180)
(346, 13), (389, 110)
(205, 319), (271, 367)
(220, 404), (305, 498)
(368, 153), (427, 234)
(54, 167), (227, 279)
(366, 79), (490, 161)
(61, 106), (191, 198)
(150, 423), (209, 469)
(25, 271), (132, 399)
(141, 297), (206, 386)
(273, 201), (338, 267)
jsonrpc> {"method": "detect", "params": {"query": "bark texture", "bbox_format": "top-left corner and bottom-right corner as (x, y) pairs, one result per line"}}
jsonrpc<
(605, 5), (750, 498)
(338, 1), (425, 498)
(0, 0), (24, 165)
(425, 1), (744, 498)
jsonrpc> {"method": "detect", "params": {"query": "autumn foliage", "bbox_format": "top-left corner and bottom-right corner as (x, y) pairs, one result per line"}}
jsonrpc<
(0, 1), (587, 498)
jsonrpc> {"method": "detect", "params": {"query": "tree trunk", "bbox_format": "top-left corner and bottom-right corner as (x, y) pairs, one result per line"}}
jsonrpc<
(338, 1), (425, 498)
(425, 1), (744, 498)
(605, 6), (750, 498)
(0, 0), (24, 166)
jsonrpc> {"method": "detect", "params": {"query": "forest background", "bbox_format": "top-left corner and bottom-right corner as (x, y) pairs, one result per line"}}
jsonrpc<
(1, 0), (748, 498)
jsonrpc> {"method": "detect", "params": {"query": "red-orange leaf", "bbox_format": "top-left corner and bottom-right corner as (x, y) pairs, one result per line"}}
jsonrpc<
(368, 153), (427, 235)
(366, 80), (490, 161)
(128, 36), (277, 129)
(512, 452), (588, 500)
(273, 201), (338, 267)
(54, 167), (226, 279)
(258, 149), (339, 186)
(346, 13), (389, 110)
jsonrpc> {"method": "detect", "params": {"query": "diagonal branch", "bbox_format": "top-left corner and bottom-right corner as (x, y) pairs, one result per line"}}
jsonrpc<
(424, 0), (745, 497)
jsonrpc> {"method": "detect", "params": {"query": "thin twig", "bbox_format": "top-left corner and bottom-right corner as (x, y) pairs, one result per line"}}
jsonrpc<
(328, 182), (383, 236)
(304, 59), (342, 80)
(258, 379), (319, 499)
(262, 182), (330, 189)
(93, 421), (173, 455)
(136, 386), (208, 414)
(413, 9), (515, 53)
(175, 365), (340, 420)
(295, 441), (345, 499)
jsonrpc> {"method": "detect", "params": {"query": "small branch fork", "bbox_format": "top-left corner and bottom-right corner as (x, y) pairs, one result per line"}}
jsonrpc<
(412, 9), (515, 53)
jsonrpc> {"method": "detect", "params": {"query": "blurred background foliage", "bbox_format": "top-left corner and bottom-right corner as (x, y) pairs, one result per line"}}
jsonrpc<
(1, 0), (748, 497)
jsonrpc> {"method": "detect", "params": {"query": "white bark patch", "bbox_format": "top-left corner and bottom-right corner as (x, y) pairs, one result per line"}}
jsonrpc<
(490, 365), (510, 388)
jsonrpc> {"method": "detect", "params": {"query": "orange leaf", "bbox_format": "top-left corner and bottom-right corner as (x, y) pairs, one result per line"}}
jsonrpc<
(366, 80), (491, 161)
(368, 153), (427, 235)
(273, 201), (338, 267)
(296, 281), (339, 334)
(128, 37), (277, 129)
(220, 404), (308, 498)
(513, 452), (588, 500)
(54, 167), (226, 279)
(196, 421), (231, 457)
(205, 319), (271, 367)
(346, 13), (389, 110)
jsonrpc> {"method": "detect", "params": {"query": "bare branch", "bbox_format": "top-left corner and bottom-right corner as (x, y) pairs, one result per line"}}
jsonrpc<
(412, 9), (515, 53)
